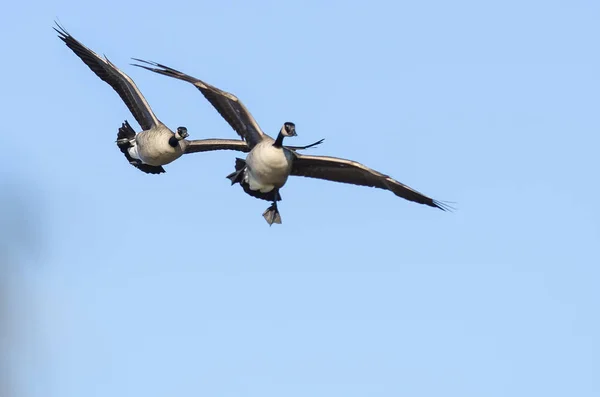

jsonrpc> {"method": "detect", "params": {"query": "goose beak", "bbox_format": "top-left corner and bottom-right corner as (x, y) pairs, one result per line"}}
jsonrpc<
(290, 128), (297, 136)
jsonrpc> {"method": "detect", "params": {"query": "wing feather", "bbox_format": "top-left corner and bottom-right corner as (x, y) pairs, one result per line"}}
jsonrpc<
(184, 139), (251, 154)
(291, 154), (451, 211)
(55, 22), (160, 131)
(132, 59), (264, 147)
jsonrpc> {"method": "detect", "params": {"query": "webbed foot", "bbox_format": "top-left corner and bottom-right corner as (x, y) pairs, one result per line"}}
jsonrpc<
(262, 204), (282, 226)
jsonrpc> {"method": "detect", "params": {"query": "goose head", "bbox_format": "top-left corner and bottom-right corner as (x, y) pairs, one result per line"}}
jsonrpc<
(176, 126), (189, 140)
(168, 126), (189, 148)
(273, 122), (297, 148)
(281, 122), (297, 137)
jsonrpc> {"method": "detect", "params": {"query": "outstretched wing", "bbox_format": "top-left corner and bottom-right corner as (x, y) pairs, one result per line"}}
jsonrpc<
(185, 137), (325, 154)
(291, 154), (451, 211)
(55, 22), (160, 131)
(132, 59), (264, 148)
(184, 139), (251, 154)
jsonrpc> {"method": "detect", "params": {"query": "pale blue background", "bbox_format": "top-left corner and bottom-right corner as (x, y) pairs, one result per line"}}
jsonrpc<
(0, 0), (599, 396)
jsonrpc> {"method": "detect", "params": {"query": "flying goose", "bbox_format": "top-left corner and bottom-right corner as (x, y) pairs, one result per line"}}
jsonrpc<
(133, 60), (451, 224)
(54, 23), (323, 174)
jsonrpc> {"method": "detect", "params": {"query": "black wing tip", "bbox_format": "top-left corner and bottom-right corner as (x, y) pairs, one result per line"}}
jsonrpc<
(286, 138), (326, 152)
(305, 138), (325, 149)
(53, 20), (87, 54)
(54, 20), (77, 44)
(130, 59), (188, 79)
(53, 20), (69, 40)
(131, 58), (176, 72)
(432, 200), (456, 212)
(131, 58), (154, 65)
(131, 58), (181, 73)
(130, 58), (155, 70)
(131, 58), (161, 68)
(53, 19), (65, 31)
(130, 60), (167, 76)
(130, 62), (154, 72)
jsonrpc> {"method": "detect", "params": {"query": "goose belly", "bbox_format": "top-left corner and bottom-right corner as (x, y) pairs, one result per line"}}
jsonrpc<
(135, 129), (183, 166)
(246, 144), (293, 192)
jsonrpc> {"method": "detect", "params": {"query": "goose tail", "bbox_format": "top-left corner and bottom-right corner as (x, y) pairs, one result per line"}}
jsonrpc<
(116, 120), (136, 152)
(226, 158), (247, 185)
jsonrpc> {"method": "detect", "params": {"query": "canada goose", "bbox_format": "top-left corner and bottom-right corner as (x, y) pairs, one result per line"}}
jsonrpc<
(133, 60), (451, 224)
(55, 23), (323, 174)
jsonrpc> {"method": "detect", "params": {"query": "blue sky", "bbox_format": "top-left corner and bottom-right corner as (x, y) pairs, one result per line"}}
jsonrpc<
(0, 0), (599, 396)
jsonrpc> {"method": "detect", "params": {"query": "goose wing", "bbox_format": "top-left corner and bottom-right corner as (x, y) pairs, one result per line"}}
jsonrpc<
(55, 22), (160, 131)
(290, 154), (451, 211)
(132, 59), (265, 148)
(184, 139), (251, 154)
(184, 138), (325, 154)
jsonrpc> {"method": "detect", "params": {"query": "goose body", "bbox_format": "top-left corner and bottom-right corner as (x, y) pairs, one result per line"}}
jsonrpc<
(129, 124), (185, 166)
(245, 138), (295, 192)
(133, 60), (451, 224)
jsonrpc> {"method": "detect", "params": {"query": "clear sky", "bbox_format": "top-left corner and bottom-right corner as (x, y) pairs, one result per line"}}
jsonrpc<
(0, 0), (599, 396)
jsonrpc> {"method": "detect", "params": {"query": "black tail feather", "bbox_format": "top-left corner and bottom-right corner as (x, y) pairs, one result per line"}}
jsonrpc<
(234, 157), (246, 171)
(226, 158), (246, 184)
(116, 120), (136, 153)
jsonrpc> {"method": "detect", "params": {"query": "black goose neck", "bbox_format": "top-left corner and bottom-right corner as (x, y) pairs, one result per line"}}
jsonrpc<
(273, 132), (285, 148)
(168, 136), (179, 148)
